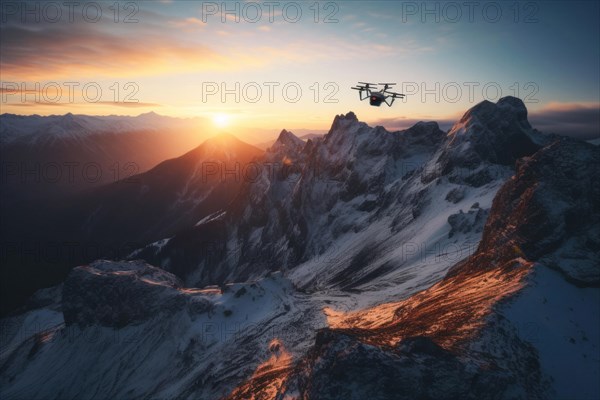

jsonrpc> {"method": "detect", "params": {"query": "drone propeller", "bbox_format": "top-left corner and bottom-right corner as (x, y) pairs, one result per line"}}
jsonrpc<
(351, 86), (366, 90)
(358, 82), (378, 88)
(387, 91), (405, 98)
(378, 82), (396, 86)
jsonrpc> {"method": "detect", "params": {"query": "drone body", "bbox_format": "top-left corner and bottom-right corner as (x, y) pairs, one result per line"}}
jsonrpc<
(351, 82), (405, 107)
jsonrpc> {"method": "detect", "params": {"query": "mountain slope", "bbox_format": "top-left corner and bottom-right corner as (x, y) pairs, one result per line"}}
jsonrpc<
(63, 133), (263, 247)
(228, 139), (599, 400)
(138, 98), (543, 301)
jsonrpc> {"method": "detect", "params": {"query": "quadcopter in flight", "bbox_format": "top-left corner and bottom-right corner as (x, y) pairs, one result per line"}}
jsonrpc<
(351, 82), (405, 107)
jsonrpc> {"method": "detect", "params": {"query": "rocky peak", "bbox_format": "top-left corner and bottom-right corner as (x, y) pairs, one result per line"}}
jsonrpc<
(438, 97), (543, 179)
(271, 129), (304, 152)
(338, 111), (358, 122)
(327, 111), (362, 136)
(454, 96), (528, 129)
(496, 96), (529, 119)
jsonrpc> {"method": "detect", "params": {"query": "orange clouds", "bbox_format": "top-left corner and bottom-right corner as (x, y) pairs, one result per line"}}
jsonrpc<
(0, 23), (231, 81)
(0, 7), (424, 83)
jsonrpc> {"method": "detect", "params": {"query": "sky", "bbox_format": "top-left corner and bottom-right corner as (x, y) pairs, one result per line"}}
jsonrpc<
(1, 0), (599, 139)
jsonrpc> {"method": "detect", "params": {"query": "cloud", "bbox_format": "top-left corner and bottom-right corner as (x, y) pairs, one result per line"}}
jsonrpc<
(0, 3), (437, 82)
(529, 102), (600, 140)
(169, 17), (206, 30)
(0, 12), (241, 81)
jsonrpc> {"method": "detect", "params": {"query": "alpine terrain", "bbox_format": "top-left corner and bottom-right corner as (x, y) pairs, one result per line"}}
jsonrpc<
(0, 97), (598, 400)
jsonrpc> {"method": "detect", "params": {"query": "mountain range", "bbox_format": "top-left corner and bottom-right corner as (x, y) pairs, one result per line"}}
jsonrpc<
(0, 97), (598, 399)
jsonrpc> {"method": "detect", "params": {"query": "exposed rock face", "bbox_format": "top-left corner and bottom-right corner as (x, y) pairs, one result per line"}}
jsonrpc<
(480, 138), (600, 285)
(276, 326), (544, 400)
(62, 260), (187, 328)
(447, 204), (489, 237)
(445, 186), (466, 203)
(284, 331), (470, 400)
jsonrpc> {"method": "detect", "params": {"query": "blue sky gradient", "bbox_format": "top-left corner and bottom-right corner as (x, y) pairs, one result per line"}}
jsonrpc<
(1, 0), (598, 136)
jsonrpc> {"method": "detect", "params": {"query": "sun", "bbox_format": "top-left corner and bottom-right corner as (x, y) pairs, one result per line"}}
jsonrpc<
(212, 113), (230, 128)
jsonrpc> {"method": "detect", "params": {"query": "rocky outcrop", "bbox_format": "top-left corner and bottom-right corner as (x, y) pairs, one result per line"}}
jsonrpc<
(479, 138), (600, 285)
(447, 203), (489, 237)
(62, 260), (188, 327)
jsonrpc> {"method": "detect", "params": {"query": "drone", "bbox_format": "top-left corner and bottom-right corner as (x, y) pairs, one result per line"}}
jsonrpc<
(351, 82), (405, 107)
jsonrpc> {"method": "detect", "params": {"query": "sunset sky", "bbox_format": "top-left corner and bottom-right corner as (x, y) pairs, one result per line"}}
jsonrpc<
(1, 0), (598, 138)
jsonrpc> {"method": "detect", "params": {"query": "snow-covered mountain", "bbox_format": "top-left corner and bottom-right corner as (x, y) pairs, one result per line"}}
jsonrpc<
(0, 112), (206, 145)
(1, 97), (597, 399)
(243, 137), (598, 400)
(138, 98), (544, 299)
